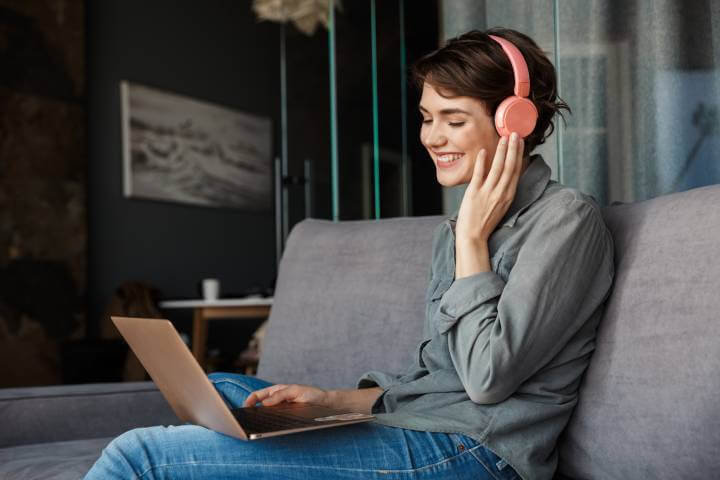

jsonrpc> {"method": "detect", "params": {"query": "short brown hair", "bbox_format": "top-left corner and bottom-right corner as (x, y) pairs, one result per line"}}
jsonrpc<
(411, 28), (570, 154)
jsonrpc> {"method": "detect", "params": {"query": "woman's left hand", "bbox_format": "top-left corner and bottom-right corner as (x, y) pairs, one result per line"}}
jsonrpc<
(455, 132), (525, 243)
(242, 384), (330, 408)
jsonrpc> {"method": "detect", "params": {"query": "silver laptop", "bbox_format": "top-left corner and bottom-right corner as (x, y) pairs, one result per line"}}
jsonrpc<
(111, 316), (375, 440)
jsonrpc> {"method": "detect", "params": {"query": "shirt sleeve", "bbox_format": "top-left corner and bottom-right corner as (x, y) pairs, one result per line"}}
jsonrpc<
(435, 198), (614, 404)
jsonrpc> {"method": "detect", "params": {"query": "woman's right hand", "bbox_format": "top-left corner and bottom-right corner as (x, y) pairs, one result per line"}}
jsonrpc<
(455, 133), (524, 244)
(242, 384), (330, 408)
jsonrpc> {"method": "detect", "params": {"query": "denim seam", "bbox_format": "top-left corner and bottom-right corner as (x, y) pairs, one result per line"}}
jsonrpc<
(136, 445), (485, 478)
(390, 444), (484, 474)
(368, 418), (490, 445)
(468, 448), (503, 480)
(209, 379), (256, 394)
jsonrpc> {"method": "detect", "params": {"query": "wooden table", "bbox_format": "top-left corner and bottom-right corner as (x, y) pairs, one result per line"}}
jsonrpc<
(159, 297), (273, 370)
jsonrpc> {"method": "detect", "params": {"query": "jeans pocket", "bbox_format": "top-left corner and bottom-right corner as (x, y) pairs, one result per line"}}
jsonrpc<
(469, 445), (521, 480)
(447, 433), (479, 455)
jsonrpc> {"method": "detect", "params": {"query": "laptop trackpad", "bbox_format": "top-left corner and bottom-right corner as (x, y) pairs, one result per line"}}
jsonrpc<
(271, 403), (371, 420)
(313, 413), (374, 422)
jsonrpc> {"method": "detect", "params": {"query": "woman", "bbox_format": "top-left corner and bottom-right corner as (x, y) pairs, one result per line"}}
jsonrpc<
(86, 28), (614, 480)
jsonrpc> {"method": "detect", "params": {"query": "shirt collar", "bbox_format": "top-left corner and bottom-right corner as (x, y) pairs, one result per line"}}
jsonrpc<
(449, 154), (552, 229)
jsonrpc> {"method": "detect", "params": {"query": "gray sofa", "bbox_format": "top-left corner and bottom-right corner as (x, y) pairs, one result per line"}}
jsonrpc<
(2, 184), (719, 479)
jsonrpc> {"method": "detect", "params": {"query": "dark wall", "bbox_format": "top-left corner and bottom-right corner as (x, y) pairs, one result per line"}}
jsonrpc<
(87, 1), (280, 337)
(0, 1), (86, 387)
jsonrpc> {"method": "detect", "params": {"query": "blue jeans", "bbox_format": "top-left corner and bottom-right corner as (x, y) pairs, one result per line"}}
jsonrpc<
(84, 373), (519, 479)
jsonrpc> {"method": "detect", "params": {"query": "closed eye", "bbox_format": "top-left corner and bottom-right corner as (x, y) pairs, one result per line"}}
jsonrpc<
(421, 120), (465, 127)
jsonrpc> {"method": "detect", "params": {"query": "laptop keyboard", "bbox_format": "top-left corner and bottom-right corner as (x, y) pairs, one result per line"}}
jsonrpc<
(232, 408), (316, 433)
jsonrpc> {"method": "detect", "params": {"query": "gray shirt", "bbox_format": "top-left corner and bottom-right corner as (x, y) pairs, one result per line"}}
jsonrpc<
(358, 154), (615, 480)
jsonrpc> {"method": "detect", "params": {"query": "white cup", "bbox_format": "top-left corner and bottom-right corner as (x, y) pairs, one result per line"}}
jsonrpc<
(202, 278), (220, 301)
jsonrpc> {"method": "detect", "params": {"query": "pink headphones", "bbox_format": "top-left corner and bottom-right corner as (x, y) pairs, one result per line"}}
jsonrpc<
(488, 34), (538, 139)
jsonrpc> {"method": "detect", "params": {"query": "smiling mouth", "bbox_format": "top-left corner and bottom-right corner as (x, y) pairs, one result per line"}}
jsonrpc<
(436, 153), (464, 166)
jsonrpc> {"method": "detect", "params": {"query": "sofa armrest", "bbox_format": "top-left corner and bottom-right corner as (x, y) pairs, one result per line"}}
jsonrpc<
(0, 381), (179, 448)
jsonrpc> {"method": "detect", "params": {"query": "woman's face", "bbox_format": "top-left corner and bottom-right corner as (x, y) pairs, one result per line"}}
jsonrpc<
(419, 83), (500, 187)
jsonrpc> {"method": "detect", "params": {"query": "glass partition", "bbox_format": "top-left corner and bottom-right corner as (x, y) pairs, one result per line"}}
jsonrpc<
(276, 0), (440, 250)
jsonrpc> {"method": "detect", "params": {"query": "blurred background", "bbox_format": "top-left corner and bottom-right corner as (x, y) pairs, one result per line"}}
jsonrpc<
(0, 0), (718, 388)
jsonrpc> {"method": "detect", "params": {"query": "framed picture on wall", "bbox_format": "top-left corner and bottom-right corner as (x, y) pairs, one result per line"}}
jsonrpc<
(120, 81), (273, 211)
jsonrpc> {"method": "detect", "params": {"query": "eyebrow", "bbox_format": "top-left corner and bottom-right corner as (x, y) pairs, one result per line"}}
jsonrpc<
(418, 105), (471, 115)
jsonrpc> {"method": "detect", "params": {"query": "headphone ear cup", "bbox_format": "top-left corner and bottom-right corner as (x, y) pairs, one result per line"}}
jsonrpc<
(494, 96), (539, 138)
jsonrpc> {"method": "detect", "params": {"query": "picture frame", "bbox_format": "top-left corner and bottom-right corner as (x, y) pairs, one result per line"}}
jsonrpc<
(120, 81), (273, 211)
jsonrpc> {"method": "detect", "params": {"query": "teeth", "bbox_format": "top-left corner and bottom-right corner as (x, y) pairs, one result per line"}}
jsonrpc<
(437, 153), (464, 163)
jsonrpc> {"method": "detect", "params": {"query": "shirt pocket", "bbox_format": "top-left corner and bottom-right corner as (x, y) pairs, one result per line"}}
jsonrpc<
(491, 250), (505, 276)
(428, 251), (506, 304)
(495, 248), (513, 281)
(428, 278), (453, 303)
(417, 338), (432, 368)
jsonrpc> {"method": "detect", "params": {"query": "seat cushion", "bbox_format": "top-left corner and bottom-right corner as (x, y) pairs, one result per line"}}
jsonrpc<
(558, 184), (720, 479)
(0, 437), (111, 480)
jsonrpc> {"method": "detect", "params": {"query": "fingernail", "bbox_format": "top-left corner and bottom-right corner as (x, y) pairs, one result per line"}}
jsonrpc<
(510, 132), (518, 141)
(501, 136), (508, 145)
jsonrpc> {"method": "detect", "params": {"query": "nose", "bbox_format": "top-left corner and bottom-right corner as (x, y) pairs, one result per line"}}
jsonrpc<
(422, 122), (447, 149)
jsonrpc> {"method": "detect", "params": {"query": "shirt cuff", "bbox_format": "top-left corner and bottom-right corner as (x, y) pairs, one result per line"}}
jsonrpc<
(356, 371), (394, 414)
(436, 271), (505, 334)
(356, 370), (399, 390)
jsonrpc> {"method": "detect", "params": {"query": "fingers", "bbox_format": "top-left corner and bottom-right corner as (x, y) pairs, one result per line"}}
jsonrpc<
(484, 135), (509, 189)
(469, 149), (487, 189)
(509, 137), (525, 192)
(242, 387), (265, 408)
(243, 384), (289, 407)
(496, 132), (524, 193)
(259, 387), (296, 406)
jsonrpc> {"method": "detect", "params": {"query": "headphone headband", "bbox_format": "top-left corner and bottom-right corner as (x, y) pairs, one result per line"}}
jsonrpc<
(488, 34), (531, 98)
(487, 34), (538, 138)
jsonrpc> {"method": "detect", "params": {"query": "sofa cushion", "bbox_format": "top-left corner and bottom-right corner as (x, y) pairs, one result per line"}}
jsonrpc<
(558, 184), (720, 478)
(0, 437), (111, 480)
(258, 216), (442, 389)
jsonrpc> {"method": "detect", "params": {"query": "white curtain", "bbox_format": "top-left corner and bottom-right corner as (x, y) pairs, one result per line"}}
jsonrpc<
(440, 0), (720, 212)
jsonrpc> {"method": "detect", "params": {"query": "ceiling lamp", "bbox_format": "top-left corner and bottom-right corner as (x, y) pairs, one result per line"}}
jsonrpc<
(252, 0), (343, 36)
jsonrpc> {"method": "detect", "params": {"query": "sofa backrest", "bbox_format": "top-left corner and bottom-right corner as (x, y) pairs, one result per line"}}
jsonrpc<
(257, 216), (441, 389)
(0, 382), (178, 447)
(259, 184), (720, 479)
(558, 184), (720, 479)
